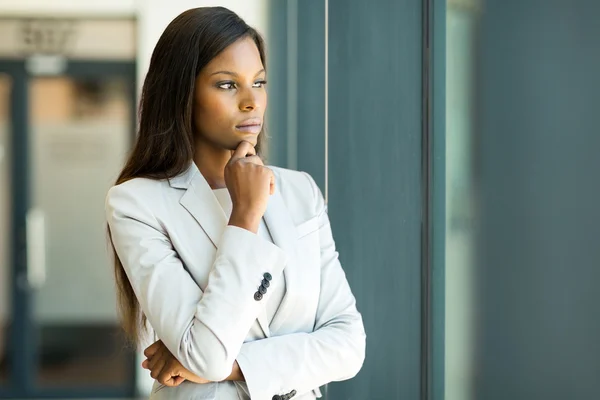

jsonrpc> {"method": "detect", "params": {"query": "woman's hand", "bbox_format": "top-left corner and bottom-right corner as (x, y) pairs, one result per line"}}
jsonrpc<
(225, 140), (275, 233)
(142, 340), (211, 386)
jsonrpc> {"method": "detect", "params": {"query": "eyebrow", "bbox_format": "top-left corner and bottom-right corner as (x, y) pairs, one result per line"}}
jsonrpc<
(210, 69), (265, 77)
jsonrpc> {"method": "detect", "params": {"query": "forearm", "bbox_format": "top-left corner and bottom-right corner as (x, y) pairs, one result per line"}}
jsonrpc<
(235, 315), (365, 398)
(153, 227), (286, 381)
(181, 360), (245, 383)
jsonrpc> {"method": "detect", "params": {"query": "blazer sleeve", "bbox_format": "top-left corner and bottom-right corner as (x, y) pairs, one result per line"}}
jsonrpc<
(235, 172), (367, 400)
(105, 183), (288, 382)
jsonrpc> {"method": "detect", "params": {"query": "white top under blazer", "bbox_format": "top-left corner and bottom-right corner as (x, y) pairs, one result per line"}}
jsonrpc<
(105, 162), (366, 400)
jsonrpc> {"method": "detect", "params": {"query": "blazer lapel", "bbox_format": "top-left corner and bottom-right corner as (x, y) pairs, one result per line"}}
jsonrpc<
(263, 186), (300, 333)
(175, 163), (227, 248)
(172, 162), (272, 338)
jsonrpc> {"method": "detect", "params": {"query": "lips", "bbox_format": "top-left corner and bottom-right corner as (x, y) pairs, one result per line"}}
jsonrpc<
(236, 118), (262, 134)
(236, 118), (262, 128)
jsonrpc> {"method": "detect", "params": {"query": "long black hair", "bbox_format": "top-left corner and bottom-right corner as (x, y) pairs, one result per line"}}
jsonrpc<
(111, 7), (267, 342)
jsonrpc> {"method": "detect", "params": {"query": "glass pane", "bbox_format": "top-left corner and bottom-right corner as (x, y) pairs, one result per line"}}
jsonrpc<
(29, 76), (132, 387)
(445, 2), (478, 400)
(0, 74), (11, 386)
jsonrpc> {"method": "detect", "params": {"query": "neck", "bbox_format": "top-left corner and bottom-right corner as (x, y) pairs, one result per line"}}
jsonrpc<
(193, 139), (231, 189)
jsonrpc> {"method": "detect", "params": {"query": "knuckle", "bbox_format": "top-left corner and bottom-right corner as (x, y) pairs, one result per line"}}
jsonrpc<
(159, 373), (171, 385)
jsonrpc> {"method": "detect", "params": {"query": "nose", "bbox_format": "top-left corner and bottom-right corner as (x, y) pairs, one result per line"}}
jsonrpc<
(238, 89), (259, 112)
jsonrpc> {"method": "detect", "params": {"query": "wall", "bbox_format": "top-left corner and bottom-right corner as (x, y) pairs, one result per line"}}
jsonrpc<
(136, 0), (269, 92)
(0, 0), (136, 16)
(326, 0), (424, 398)
(477, 1), (600, 398)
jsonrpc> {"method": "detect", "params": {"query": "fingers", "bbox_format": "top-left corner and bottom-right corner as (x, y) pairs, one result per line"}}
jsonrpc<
(161, 374), (185, 387)
(158, 369), (173, 385)
(147, 351), (161, 371)
(158, 359), (180, 386)
(241, 155), (264, 166)
(143, 340), (162, 358)
(147, 344), (169, 378)
(145, 359), (183, 387)
(270, 174), (275, 195)
(172, 376), (186, 386)
(229, 141), (256, 163)
(143, 344), (186, 387)
(150, 357), (166, 380)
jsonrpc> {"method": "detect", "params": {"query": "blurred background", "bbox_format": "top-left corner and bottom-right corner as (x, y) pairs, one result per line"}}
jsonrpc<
(0, 0), (599, 399)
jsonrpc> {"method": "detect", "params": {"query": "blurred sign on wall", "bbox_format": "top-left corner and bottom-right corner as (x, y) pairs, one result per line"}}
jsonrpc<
(0, 18), (135, 60)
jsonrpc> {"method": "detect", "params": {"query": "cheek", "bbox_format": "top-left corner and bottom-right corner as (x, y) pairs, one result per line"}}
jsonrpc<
(195, 95), (234, 130)
(259, 91), (268, 112)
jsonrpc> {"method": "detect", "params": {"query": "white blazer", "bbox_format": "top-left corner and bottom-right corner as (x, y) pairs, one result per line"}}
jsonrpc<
(105, 162), (366, 400)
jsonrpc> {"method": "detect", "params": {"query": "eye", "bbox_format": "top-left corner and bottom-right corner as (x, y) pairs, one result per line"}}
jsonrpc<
(217, 81), (236, 90)
(253, 80), (267, 88)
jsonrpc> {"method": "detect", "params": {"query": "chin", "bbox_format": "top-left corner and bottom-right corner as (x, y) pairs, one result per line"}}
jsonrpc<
(238, 135), (259, 146)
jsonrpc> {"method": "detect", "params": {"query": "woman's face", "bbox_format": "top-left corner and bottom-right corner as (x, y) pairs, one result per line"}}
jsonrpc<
(193, 37), (267, 151)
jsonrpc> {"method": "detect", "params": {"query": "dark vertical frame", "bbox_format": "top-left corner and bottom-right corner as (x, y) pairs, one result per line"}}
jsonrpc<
(0, 59), (137, 399)
(266, 0), (289, 169)
(420, 0), (448, 397)
(427, 0), (446, 399)
(1, 60), (32, 397)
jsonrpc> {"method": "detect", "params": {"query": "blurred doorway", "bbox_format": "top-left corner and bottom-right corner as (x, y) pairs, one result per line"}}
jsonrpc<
(0, 18), (137, 398)
(0, 72), (11, 390)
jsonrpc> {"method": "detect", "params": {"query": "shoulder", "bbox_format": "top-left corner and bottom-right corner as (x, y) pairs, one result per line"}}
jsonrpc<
(268, 166), (323, 219)
(269, 166), (313, 190)
(105, 177), (171, 219)
(106, 176), (169, 201)
(269, 166), (317, 199)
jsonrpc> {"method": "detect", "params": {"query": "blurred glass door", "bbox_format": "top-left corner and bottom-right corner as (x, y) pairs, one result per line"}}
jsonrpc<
(28, 74), (133, 390)
(0, 17), (137, 398)
(0, 74), (11, 389)
(0, 63), (137, 398)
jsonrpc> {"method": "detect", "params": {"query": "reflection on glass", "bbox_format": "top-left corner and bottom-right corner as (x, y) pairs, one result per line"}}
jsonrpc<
(445, 2), (478, 400)
(0, 74), (11, 385)
(29, 76), (132, 386)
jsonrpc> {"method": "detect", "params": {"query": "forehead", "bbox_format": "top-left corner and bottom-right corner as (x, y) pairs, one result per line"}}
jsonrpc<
(203, 37), (263, 74)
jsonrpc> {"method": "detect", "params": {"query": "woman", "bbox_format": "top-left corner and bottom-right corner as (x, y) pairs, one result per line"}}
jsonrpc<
(106, 7), (365, 400)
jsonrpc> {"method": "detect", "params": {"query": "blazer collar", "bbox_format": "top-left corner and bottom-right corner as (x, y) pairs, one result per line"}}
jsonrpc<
(177, 163), (228, 249)
(168, 162), (197, 190)
(174, 162), (299, 337)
